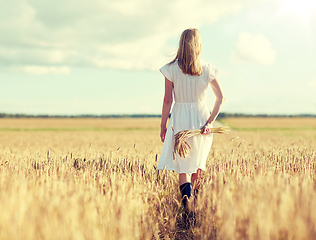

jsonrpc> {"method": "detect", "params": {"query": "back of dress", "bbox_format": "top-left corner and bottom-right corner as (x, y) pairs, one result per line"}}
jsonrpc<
(157, 60), (219, 174)
(160, 60), (219, 103)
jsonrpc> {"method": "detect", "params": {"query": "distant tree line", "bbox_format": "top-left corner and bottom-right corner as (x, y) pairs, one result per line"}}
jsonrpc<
(0, 113), (315, 119)
(216, 113), (316, 119)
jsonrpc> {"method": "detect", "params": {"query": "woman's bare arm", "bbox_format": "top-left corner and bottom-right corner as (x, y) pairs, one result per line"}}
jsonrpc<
(160, 77), (174, 142)
(202, 78), (225, 134)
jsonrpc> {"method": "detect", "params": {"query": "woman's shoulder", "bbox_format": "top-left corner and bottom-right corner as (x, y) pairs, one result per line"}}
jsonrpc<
(160, 60), (180, 81)
(201, 60), (218, 73)
(201, 60), (215, 69)
(201, 60), (219, 81)
(160, 60), (179, 73)
(160, 60), (178, 70)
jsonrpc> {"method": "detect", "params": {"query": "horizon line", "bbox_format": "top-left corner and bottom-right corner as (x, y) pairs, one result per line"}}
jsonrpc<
(0, 113), (315, 118)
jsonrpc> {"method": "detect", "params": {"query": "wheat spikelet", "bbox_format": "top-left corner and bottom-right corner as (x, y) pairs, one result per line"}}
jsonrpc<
(174, 126), (230, 158)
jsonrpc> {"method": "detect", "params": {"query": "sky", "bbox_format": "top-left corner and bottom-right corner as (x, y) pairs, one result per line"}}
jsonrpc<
(0, 0), (316, 115)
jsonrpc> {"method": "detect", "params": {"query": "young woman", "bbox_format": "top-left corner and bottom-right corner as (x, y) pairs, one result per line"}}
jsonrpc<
(157, 28), (225, 209)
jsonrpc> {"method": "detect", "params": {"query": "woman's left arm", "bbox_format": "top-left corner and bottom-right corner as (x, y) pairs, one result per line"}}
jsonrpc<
(160, 77), (174, 142)
(201, 78), (225, 134)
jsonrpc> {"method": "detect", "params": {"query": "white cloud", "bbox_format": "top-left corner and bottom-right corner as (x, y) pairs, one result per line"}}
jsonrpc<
(0, 0), (264, 74)
(15, 66), (70, 75)
(0, 48), (75, 65)
(230, 32), (276, 65)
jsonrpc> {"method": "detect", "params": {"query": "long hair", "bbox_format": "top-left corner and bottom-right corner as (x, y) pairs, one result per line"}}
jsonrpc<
(170, 28), (202, 76)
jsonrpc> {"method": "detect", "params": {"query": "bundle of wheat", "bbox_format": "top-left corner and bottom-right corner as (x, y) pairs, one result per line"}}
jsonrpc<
(174, 126), (230, 158)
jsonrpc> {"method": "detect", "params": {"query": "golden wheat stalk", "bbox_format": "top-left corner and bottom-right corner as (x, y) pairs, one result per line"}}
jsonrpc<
(174, 126), (230, 159)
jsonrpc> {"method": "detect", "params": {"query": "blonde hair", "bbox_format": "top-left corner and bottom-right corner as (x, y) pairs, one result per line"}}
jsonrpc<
(170, 28), (202, 76)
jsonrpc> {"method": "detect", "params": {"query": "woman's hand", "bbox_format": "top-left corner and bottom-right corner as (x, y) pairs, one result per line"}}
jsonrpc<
(160, 126), (167, 142)
(201, 123), (212, 135)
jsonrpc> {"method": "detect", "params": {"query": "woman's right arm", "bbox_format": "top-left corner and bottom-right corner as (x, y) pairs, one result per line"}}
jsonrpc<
(160, 77), (174, 142)
(201, 78), (225, 134)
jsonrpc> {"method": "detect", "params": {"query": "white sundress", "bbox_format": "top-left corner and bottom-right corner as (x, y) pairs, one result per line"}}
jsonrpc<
(157, 60), (219, 174)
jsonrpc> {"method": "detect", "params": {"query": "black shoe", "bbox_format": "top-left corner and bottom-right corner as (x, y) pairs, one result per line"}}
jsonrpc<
(179, 183), (192, 209)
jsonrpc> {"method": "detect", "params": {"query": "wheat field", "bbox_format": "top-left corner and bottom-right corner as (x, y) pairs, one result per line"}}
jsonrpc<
(0, 118), (315, 240)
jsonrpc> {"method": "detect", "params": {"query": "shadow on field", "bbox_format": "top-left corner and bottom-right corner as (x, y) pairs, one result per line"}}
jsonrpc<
(156, 194), (218, 240)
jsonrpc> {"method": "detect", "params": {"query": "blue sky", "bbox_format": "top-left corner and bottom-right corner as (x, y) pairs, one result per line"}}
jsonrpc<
(1, 0), (315, 115)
